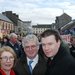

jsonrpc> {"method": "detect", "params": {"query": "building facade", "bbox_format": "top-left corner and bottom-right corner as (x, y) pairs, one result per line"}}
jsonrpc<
(18, 20), (32, 35)
(55, 13), (72, 30)
(2, 11), (19, 33)
(32, 24), (54, 35)
(0, 14), (14, 38)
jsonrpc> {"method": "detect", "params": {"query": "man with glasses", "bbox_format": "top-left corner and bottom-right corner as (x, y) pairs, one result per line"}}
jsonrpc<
(14, 34), (46, 75)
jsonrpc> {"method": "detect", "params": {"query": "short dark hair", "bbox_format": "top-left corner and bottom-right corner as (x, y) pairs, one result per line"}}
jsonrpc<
(41, 29), (62, 42)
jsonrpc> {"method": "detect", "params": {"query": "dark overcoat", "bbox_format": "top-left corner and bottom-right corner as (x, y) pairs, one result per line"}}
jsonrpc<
(14, 54), (47, 75)
(46, 42), (75, 75)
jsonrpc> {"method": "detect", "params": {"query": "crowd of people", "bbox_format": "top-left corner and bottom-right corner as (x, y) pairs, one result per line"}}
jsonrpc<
(0, 29), (75, 75)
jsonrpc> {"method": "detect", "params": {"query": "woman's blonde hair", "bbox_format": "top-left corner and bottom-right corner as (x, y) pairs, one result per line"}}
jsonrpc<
(0, 46), (17, 67)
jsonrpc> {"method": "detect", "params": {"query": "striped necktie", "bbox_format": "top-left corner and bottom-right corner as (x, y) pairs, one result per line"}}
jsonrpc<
(29, 60), (33, 73)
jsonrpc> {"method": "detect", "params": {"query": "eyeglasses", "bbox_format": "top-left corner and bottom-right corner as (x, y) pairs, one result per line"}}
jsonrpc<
(0, 56), (14, 62)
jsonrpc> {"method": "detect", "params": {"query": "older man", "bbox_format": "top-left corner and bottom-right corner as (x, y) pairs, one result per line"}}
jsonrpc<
(14, 34), (46, 75)
(41, 29), (75, 75)
(4, 33), (23, 58)
(70, 34), (75, 58)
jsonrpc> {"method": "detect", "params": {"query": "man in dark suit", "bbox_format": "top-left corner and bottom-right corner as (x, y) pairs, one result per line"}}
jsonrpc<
(4, 33), (23, 58)
(70, 34), (75, 58)
(13, 34), (46, 75)
(41, 29), (75, 75)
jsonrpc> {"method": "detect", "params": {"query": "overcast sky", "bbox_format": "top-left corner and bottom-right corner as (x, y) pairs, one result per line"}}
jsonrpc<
(0, 0), (75, 25)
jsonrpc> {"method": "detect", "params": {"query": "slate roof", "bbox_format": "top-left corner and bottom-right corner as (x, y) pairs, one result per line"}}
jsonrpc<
(0, 13), (13, 23)
(61, 20), (75, 30)
(33, 24), (52, 28)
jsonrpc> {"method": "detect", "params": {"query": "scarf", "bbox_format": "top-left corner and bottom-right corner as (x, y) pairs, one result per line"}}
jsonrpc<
(0, 68), (15, 75)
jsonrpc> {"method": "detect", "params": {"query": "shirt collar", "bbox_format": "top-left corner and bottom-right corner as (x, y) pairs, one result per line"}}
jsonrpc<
(27, 54), (38, 65)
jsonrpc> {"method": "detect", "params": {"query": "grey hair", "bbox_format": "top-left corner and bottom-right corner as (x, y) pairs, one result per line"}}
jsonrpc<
(9, 33), (17, 39)
(22, 34), (39, 48)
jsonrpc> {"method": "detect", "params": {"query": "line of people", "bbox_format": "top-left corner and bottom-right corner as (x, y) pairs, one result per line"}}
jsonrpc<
(0, 29), (75, 75)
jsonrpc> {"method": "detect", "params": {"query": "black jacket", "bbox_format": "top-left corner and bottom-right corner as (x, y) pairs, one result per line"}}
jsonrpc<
(70, 45), (75, 58)
(46, 42), (75, 75)
(4, 41), (24, 58)
(13, 54), (47, 75)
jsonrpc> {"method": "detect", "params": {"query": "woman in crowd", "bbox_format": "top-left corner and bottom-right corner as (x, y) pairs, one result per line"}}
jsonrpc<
(0, 46), (17, 75)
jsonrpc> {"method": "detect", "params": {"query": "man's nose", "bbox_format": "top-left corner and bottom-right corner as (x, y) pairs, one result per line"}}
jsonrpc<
(29, 46), (32, 50)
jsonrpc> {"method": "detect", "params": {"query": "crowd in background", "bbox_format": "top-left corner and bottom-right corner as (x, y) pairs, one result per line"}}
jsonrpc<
(0, 29), (75, 75)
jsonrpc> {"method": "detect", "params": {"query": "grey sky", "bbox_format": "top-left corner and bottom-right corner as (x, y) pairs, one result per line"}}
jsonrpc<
(0, 0), (75, 24)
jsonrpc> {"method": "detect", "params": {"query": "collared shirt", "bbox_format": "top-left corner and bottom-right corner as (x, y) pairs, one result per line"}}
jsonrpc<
(27, 54), (38, 70)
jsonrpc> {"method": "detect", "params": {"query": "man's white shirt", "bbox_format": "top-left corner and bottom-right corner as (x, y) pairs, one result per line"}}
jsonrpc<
(27, 55), (39, 70)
